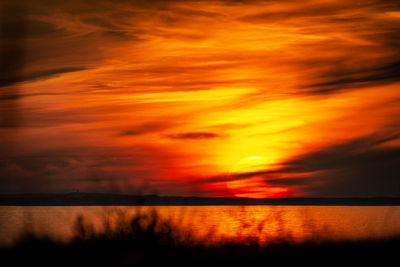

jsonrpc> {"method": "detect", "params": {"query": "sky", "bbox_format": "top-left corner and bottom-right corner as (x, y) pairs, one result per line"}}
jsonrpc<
(0, 0), (399, 198)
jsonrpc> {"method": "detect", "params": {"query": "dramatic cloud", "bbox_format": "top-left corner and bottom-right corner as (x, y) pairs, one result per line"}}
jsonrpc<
(201, 132), (400, 197)
(0, 67), (85, 88)
(167, 132), (228, 140)
(272, 133), (400, 197)
(120, 122), (171, 136)
(1, 0), (399, 197)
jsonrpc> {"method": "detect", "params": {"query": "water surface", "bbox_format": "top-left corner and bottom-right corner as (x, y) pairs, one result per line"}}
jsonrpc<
(1, 206), (399, 247)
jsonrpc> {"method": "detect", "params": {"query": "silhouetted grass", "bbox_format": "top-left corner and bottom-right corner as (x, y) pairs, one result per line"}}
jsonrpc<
(1, 208), (399, 266)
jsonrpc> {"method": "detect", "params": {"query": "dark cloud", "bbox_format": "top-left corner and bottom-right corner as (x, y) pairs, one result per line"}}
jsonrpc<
(266, 176), (320, 186)
(120, 122), (170, 136)
(0, 17), (60, 40)
(0, 145), (164, 194)
(167, 132), (228, 140)
(308, 59), (400, 94)
(0, 67), (85, 88)
(194, 169), (275, 184)
(277, 133), (400, 173)
(283, 134), (400, 197)
(0, 2), (26, 129)
(0, 105), (89, 128)
(270, 133), (400, 197)
(76, 176), (119, 182)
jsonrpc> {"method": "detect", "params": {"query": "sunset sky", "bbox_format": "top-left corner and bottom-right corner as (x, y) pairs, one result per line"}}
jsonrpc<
(1, 0), (400, 198)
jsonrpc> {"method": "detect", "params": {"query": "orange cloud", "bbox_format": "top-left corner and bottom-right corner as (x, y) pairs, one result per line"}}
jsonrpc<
(1, 0), (400, 197)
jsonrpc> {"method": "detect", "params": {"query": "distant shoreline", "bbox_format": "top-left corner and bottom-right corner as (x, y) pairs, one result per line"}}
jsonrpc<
(1, 193), (399, 206)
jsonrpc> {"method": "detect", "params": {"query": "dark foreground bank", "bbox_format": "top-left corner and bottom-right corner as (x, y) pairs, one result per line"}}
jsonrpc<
(1, 209), (399, 266)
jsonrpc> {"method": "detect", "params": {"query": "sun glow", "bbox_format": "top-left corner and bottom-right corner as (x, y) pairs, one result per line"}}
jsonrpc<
(229, 156), (269, 174)
(224, 156), (290, 198)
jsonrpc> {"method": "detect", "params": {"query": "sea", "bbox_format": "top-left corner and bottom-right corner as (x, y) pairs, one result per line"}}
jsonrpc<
(1, 205), (399, 247)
